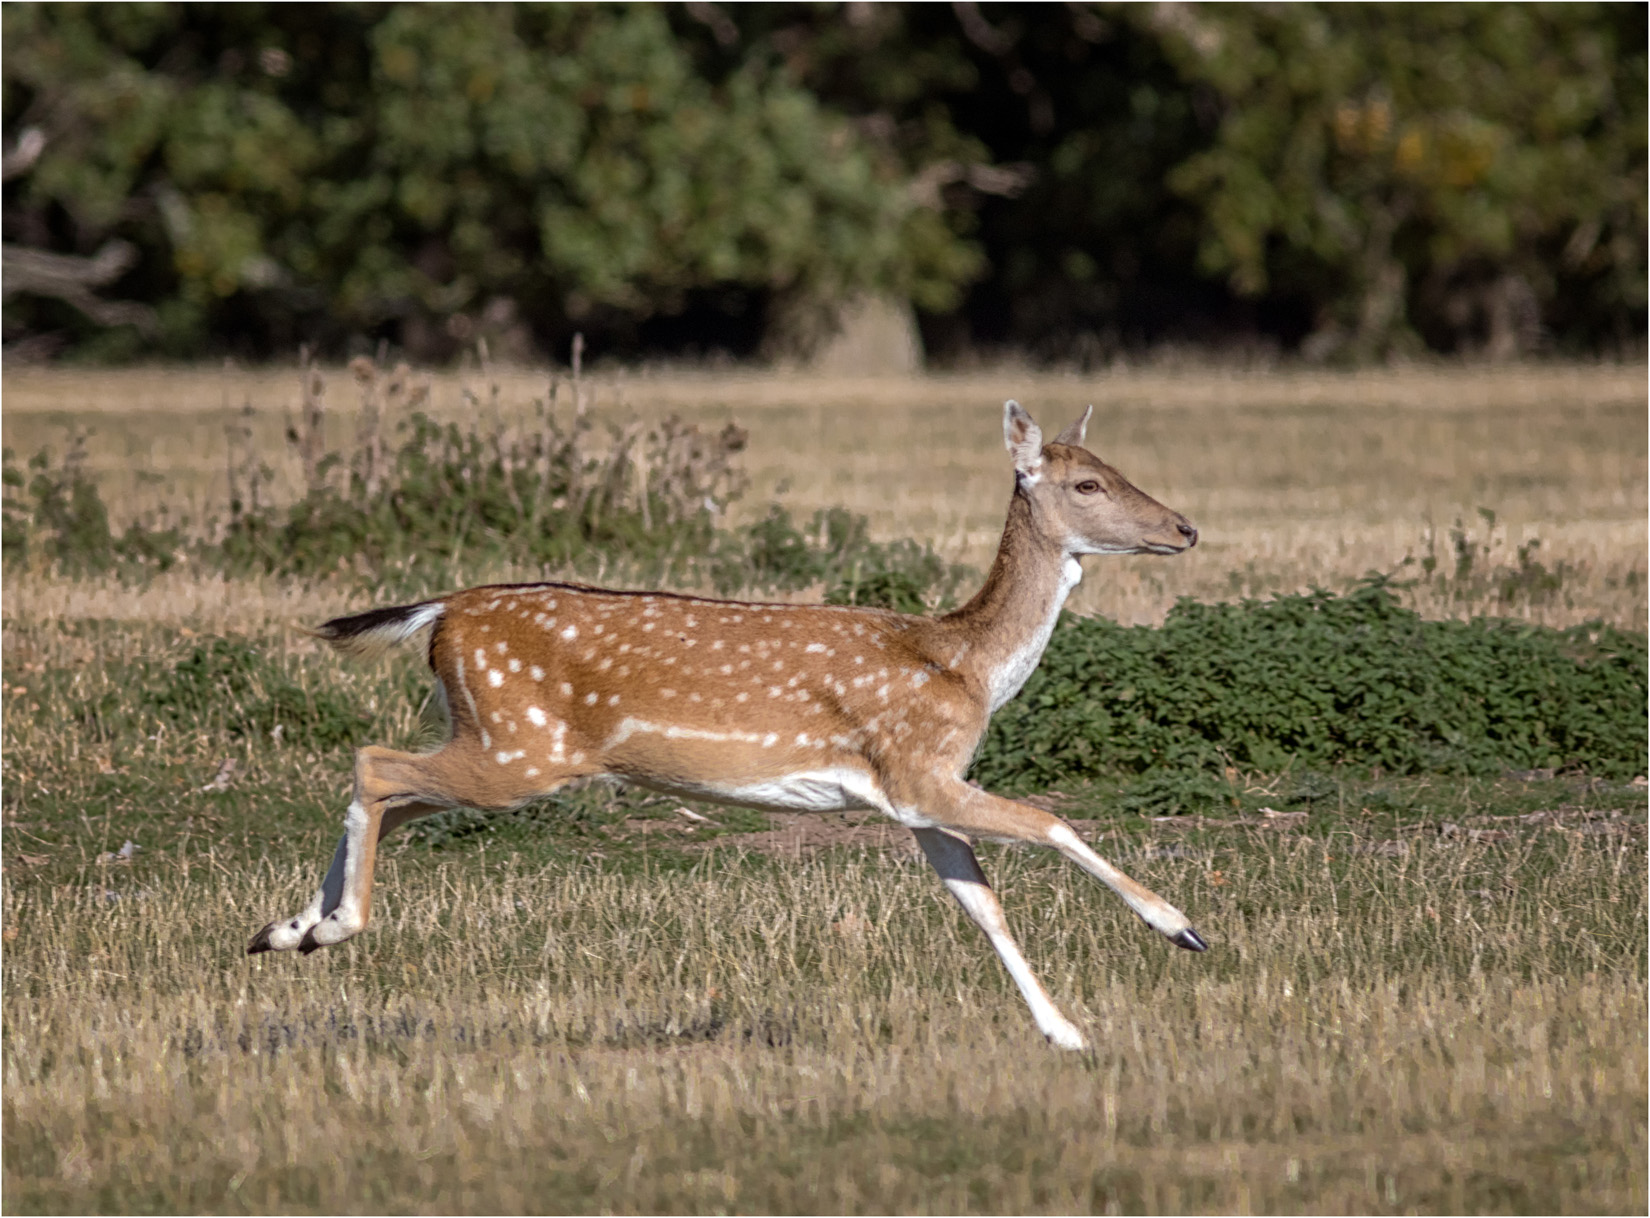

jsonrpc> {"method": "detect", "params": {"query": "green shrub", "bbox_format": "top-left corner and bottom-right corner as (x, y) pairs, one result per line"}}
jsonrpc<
(145, 639), (373, 753)
(4, 360), (976, 614)
(711, 505), (973, 611)
(974, 578), (1648, 790)
(1, 439), (184, 578)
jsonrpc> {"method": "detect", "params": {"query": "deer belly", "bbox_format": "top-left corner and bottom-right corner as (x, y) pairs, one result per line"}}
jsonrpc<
(601, 716), (891, 813)
(629, 766), (886, 814)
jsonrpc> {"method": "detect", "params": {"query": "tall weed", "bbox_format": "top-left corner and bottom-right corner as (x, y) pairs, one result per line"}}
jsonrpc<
(2, 351), (970, 611)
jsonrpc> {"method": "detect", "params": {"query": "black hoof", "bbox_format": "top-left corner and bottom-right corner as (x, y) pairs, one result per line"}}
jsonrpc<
(1171, 927), (1209, 952)
(247, 923), (276, 955)
(297, 926), (323, 955)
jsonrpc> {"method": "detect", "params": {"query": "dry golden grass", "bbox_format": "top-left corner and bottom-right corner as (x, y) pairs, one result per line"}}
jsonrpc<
(3, 362), (1646, 1214)
(4, 829), (1644, 1214)
(4, 363), (1644, 628)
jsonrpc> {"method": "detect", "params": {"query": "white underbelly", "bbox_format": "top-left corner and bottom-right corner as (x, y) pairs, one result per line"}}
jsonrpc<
(633, 767), (889, 815)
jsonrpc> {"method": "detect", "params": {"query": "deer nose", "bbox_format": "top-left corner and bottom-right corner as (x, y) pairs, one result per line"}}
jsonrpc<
(1177, 522), (1199, 547)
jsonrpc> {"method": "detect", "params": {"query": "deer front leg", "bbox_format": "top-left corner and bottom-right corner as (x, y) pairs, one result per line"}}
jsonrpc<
(912, 827), (1090, 1051)
(906, 777), (1209, 952)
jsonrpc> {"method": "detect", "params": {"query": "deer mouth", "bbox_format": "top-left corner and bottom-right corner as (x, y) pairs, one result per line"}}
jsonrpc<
(1141, 522), (1198, 555)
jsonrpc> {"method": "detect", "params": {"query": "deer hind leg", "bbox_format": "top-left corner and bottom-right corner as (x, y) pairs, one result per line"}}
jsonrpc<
(247, 742), (576, 956)
(906, 777), (1208, 952)
(912, 827), (1089, 1051)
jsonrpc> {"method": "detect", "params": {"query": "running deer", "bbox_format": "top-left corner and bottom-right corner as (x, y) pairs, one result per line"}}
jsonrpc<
(248, 401), (1206, 1050)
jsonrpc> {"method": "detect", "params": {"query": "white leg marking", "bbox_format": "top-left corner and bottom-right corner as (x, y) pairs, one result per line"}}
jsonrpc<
(1047, 823), (1193, 939)
(914, 828), (1089, 1050)
(305, 800), (372, 947)
(259, 831), (348, 951)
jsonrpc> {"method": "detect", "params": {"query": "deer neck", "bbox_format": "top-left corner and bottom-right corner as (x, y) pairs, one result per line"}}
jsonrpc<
(942, 486), (1080, 713)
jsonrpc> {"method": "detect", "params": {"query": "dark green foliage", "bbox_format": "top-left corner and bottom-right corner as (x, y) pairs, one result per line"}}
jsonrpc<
(2, 4), (968, 361)
(974, 578), (1648, 790)
(4, 6), (1640, 361)
(145, 639), (372, 753)
(1, 440), (184, 577)
(1115, 770), (1242, 818)
(715, 506), (973, 611)
(1154, 3), (1647, 358)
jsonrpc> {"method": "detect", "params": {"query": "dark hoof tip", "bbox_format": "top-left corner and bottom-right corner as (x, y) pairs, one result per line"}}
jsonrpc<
(247, 924), (275, 955)
(297, 928), (322, 955)
(1171, 927), (1209, 952)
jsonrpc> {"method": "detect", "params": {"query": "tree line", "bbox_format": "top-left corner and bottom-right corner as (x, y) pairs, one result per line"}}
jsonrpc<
(3, 3), (1643, 365)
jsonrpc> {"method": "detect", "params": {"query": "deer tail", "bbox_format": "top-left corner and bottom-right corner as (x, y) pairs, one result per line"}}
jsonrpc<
(308, 600), (446, 662)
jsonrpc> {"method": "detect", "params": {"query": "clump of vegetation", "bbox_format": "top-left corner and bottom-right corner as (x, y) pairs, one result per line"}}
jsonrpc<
(142, 638), (380, 754)
(974, 576), (1648, 790)
(714, 504), (973, 610)
(1, 433), (185, 577)
(2, 353), (973, 613)
(1401, 507), (1588, 613)
(215, 353), (752, 589)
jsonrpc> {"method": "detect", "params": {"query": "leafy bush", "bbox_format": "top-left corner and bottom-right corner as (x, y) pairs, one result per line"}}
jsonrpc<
(974, 578), (1648, 790)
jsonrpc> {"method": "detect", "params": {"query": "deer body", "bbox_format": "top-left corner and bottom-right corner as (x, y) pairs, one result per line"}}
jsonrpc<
(249, 402), (1206, 1050)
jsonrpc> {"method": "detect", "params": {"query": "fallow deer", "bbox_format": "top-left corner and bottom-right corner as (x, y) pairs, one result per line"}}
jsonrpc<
(248, 401), (1206, 1050)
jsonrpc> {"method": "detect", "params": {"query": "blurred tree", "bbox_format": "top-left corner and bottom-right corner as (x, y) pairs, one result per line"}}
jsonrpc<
(2, 3), (975, 360)
(1149, 2), (1647, 359)
(2, 3), (1643, 363)
(681, 3), (1237, 362)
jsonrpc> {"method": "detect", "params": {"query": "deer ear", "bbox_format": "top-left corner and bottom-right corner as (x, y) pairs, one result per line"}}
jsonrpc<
(1053, 405), (1092, 448)
(1003, 400), (1044, 477)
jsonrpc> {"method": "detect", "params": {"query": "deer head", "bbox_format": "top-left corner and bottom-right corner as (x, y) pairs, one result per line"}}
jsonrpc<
(1004, 400), (1197, 556)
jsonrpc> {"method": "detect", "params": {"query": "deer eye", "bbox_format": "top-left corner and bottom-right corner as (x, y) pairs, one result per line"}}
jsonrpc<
(1074, 479), (1103, 495)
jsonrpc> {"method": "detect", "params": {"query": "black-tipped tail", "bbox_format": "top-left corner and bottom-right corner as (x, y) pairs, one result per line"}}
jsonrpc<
(311, 600), (444, 660)
(1171, 927), (1209, 952)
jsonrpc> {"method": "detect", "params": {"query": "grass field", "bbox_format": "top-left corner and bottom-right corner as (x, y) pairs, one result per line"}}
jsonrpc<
(3, 363), (1646, 1213)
